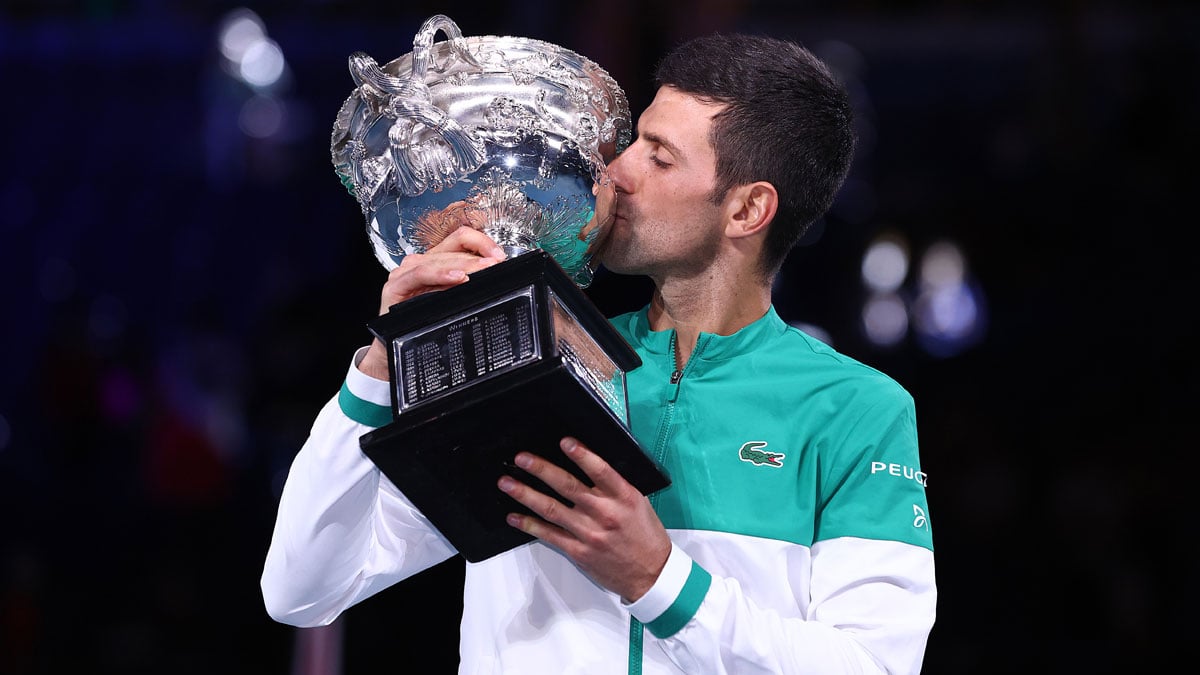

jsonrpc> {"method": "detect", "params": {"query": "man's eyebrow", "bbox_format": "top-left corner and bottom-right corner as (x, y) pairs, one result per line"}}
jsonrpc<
(636, 129), (685, 160)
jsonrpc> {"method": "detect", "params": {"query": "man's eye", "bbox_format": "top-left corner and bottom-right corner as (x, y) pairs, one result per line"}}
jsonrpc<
(650, 155), (671, 169)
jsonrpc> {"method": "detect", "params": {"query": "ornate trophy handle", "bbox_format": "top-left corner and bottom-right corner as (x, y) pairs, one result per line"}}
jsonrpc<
(410, 14), (479, 81)
(347, 14), (485, 195)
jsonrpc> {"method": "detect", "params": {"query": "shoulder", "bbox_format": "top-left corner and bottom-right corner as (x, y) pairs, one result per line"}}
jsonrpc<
(773, 324), (914, 412)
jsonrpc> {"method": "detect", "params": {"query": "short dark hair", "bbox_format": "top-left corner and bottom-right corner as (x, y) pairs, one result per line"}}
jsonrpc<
(655, 33), (855, 277)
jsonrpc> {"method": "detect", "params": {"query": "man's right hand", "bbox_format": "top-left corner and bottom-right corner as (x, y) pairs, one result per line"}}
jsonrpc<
(358, 225), (506, 380)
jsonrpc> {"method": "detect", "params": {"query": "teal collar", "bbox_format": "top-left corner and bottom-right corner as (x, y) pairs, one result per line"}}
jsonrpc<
(625, 305), (788, 362)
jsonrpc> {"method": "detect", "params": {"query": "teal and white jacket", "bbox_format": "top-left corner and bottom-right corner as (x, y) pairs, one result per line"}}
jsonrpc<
(262, 305), (936, 674)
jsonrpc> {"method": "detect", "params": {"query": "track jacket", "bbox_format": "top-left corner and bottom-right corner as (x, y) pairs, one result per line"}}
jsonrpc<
(262, 305), (937, 674)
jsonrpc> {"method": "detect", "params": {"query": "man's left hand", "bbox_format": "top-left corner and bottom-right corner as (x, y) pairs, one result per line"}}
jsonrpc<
(498, 437), (672, 603)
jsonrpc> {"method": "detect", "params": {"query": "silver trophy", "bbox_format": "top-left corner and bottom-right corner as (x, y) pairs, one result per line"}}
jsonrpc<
(335, 15), (669, 562)
(331, 13), (629, 286)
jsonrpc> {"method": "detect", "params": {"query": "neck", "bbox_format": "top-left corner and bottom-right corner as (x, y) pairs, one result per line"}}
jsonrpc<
(647, 265), (772, 369)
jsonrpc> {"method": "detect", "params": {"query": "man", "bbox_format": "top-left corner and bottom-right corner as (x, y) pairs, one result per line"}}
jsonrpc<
(263, 31), (936, 674)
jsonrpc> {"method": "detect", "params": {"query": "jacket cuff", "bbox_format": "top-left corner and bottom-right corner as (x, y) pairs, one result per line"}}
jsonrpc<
(625, 543), (712, 638)
(339, 346), (392, 427)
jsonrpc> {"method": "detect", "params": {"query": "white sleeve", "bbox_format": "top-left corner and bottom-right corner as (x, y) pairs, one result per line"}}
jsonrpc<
(627, 539), (936, 674)
(260, 347), (457, 627)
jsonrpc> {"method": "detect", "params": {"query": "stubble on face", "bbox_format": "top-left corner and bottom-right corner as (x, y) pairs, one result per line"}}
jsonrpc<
(603, 207), (724, 281)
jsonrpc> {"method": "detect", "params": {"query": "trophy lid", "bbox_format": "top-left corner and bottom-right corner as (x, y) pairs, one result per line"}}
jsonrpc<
(331, 15), (631, 287)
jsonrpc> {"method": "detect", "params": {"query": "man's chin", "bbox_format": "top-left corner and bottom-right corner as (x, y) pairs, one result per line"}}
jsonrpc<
(597, 244), (627, 272)
(596, 256), (642, 277)
(597, 231), (651, 275)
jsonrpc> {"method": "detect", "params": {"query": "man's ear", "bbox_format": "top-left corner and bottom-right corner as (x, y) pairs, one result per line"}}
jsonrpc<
(724, 181), (778, 240)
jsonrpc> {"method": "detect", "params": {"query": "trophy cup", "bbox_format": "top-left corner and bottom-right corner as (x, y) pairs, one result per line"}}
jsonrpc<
(331, 15), (670, 562)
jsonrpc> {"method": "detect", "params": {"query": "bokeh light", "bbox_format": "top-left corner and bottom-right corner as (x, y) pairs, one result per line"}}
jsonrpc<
(239, 94), (286, 138)
(911, 239), (986, 357)
(862, 232), (910, 293)
(239, 38), (286, 89)
(862, 292), (909, 347)
(217, 7), (291, 141)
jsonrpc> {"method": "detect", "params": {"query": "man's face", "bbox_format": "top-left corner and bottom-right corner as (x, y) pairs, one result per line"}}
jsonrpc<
(599, 86), (728, 279)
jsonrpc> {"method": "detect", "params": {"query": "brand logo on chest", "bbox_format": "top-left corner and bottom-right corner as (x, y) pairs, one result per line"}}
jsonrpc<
(738, 441), (785, 468)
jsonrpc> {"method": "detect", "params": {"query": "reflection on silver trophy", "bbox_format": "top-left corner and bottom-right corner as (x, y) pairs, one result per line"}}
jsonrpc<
(330, 13), (630, 287)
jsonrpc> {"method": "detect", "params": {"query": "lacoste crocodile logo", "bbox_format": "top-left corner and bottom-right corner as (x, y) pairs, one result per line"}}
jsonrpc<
(738, 441), (785, 468)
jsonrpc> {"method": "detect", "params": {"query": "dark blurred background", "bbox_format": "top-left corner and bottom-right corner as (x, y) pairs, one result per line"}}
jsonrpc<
(1, 1), (1196, 673)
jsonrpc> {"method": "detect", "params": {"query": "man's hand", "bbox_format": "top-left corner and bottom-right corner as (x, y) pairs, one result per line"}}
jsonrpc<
(359, 225), (506, 379)
(580, 177), (616, 243)
(498, 437), (672, 603)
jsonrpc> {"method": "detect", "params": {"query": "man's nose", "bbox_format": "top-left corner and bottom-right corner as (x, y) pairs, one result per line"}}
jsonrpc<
(606, 146), (631, 194)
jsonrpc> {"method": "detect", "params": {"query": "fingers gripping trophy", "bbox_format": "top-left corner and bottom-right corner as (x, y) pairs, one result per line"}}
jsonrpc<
(330, 15), (670, 563)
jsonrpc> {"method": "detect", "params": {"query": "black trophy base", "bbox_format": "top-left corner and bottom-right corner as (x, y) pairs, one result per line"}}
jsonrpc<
(360, 356), (670, 563)
(360, 250), (670, 562)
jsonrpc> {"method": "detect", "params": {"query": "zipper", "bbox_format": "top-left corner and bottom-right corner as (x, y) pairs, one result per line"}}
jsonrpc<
(628, 617), (644, 675)
(632, 329), (707, 675)
(651, 332), (682, 468)
(653, 328), (712, 485)
(667, 332), (685, 401)
(631, 332), (684, 675)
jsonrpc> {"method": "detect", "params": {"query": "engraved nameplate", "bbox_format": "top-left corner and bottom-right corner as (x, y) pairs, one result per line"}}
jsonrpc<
(393, 286), (541, 411)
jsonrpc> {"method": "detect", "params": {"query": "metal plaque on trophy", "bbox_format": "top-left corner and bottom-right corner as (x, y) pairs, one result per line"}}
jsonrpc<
(331, 15), (670, 562)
